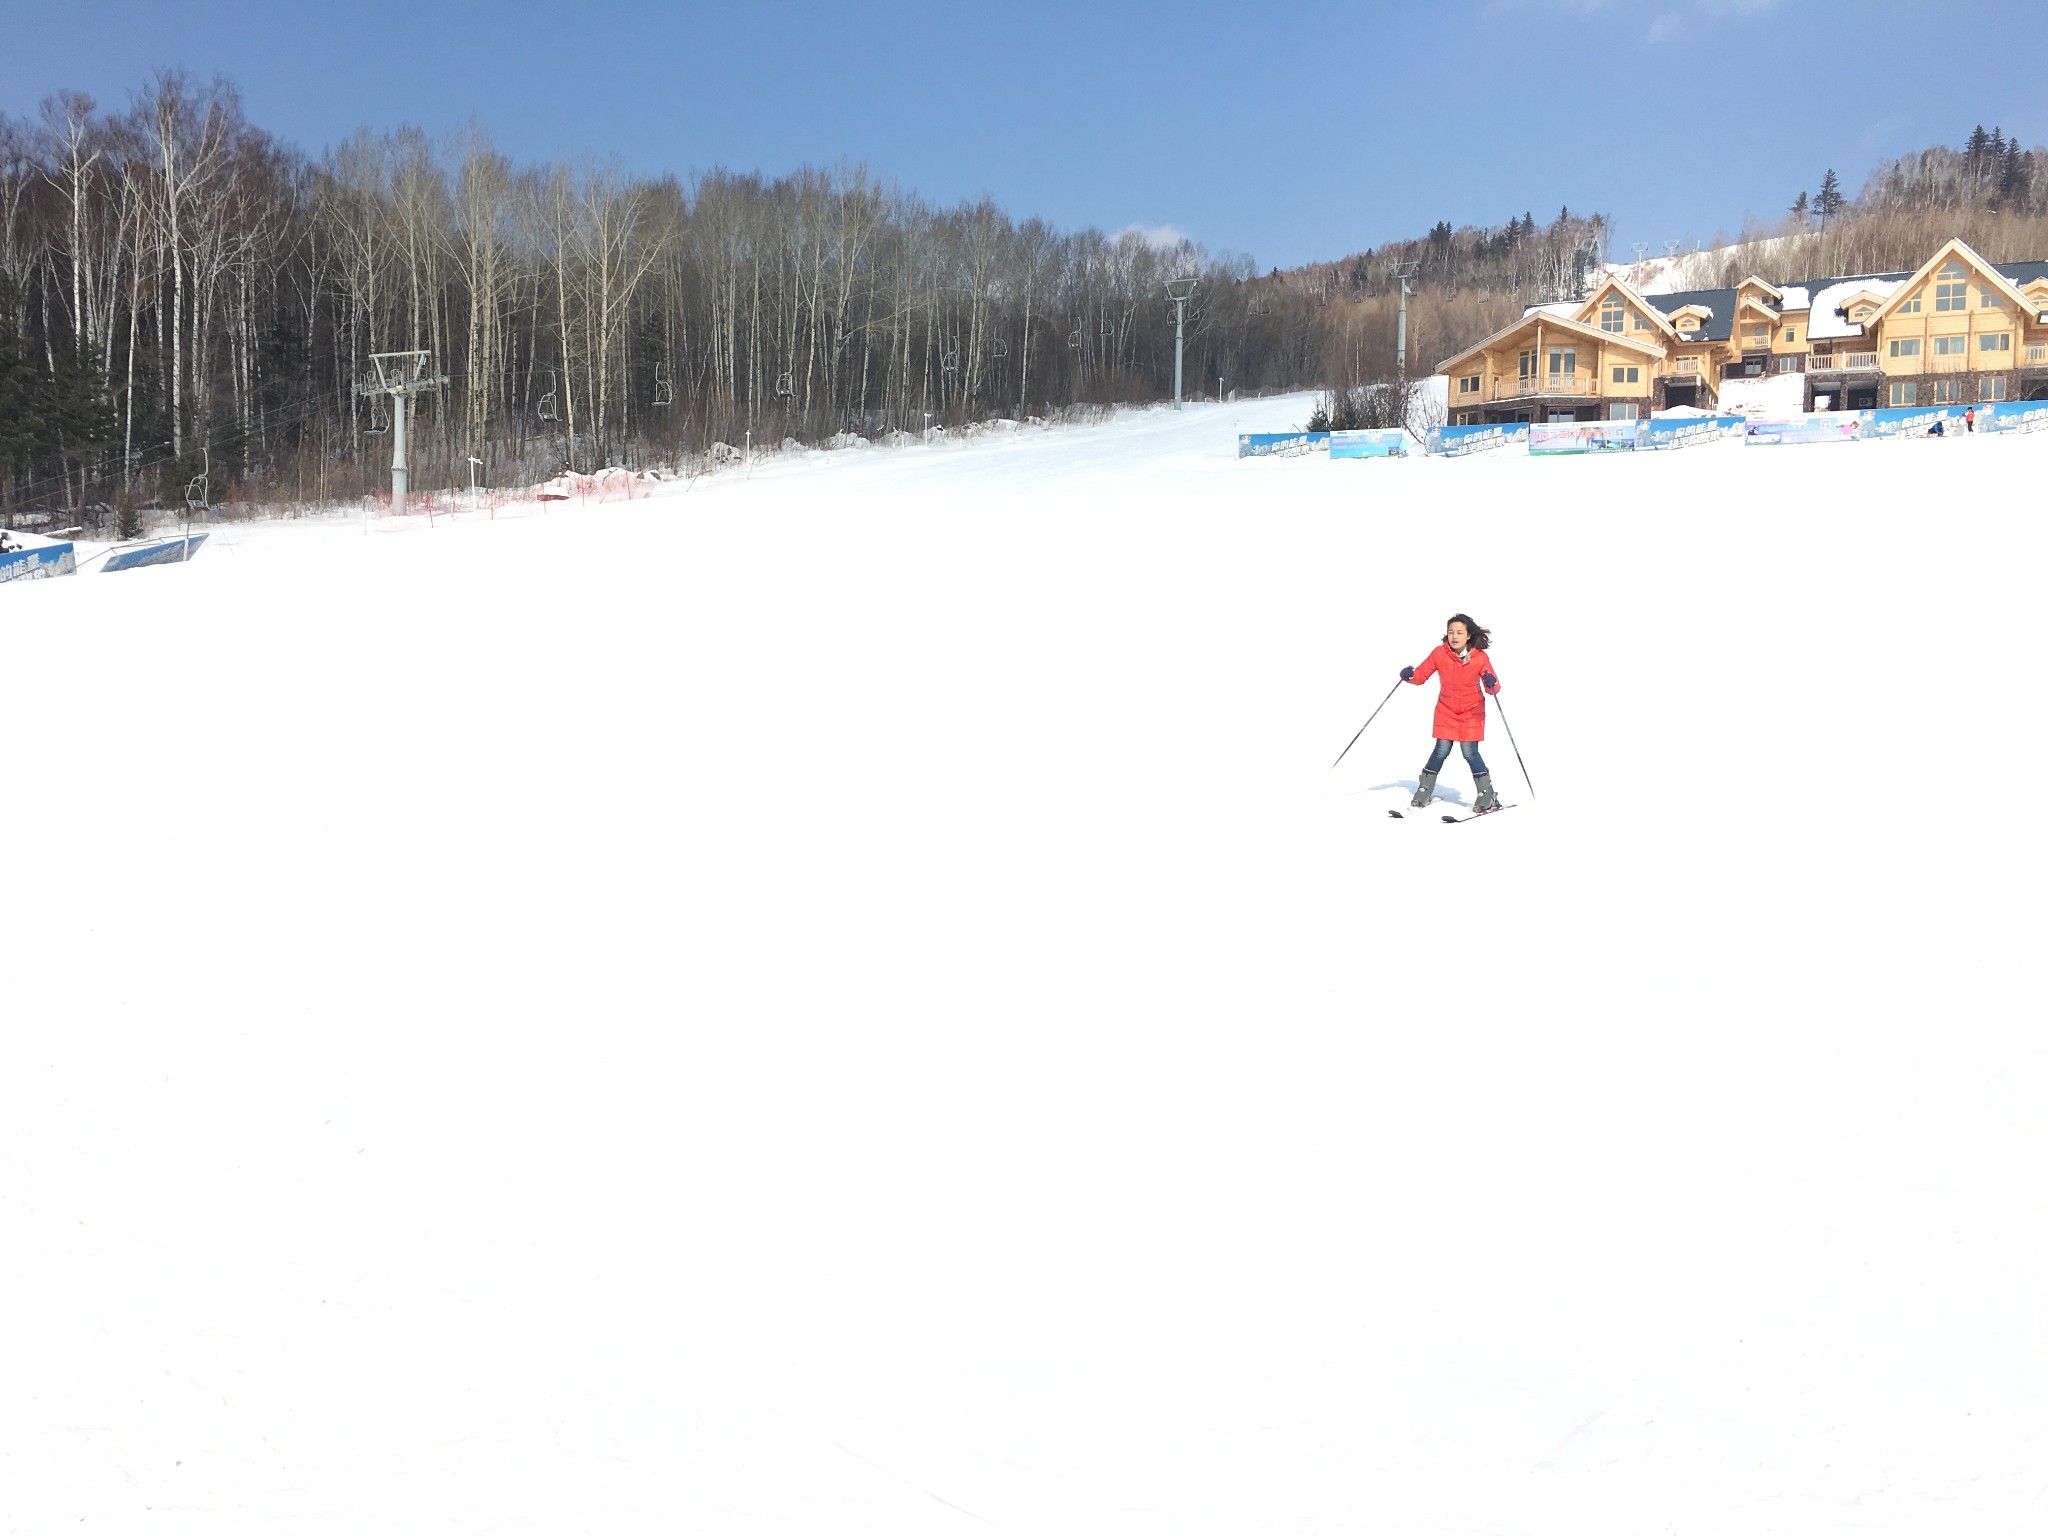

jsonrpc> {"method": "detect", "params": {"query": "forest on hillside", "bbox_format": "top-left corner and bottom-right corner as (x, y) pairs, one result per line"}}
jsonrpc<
(0, 73), (1327, 526)
(0, 76), (2042, 525)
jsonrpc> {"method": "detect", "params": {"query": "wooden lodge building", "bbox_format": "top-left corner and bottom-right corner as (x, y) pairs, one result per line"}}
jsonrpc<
(1436, 237), (2048, 424)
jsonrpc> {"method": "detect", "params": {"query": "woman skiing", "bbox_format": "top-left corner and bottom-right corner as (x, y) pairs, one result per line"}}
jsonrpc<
(1401, 614), (1501, 811)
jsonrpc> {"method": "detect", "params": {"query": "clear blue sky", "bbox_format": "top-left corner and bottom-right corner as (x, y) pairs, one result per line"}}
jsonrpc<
(4, 0), (2041, 271)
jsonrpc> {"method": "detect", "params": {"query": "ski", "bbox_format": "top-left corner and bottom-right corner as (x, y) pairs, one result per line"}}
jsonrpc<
(1441, 805), (1515, 823)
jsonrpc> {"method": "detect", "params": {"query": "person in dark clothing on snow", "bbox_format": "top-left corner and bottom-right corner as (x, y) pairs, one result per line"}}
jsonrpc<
(1401, 613), (1501, 811)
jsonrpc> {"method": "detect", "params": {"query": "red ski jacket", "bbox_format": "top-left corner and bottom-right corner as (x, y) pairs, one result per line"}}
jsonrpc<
(1407, 644), (1494, 742)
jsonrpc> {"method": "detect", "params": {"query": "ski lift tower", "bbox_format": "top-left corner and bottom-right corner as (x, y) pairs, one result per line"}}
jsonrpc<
(1387, 260), (1421, 377)
(1164, 276), (1198, 409)
(359, 351), (449, 509)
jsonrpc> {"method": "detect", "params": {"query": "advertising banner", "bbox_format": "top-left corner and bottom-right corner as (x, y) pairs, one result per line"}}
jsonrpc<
(1979, 400), (2048, 435)
(0, 541), (78, 585)
(1742, 411), (1867, 446)
(103, 534), (208, 573)
(1328, 428), (1417, 459)
(1528, 420), (1638, 455)
(1862, 405), (1971, 440)
(1424, 422), (1530, 457)
(1637, 415), (1744, 451)
(1237, 432), (1331, 459)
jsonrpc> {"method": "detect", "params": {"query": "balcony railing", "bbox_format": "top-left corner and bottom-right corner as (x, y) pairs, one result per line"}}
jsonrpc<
(1494, 375), (1595, 400)
(1808, 351), (1879, 372)
(2027, 343), (2048, 364)
(1673, 357), (1702, 374)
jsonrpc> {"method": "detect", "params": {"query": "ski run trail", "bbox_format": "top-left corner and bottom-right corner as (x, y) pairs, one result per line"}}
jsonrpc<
(5, 393), (2044, 1536)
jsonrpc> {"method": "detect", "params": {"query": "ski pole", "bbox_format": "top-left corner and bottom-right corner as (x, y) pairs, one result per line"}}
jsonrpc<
(1330, 678), (1404, 772)
(1488, 691), (1535, 800)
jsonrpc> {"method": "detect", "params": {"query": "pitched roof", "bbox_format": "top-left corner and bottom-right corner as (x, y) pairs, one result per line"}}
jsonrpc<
(1644, 288), (1738, 342)
(1862, 238), (2036, 328)
(1576, 275), (1683, 340)
(1787, 273), (1909, 340)
(1435, 309), (1667, 372)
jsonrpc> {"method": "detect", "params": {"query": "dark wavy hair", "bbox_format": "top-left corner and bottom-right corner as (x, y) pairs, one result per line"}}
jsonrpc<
(1444, 613), (1492, 651)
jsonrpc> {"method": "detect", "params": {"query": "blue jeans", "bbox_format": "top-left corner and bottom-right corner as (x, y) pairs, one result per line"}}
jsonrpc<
(1424, 738), (1488, 777)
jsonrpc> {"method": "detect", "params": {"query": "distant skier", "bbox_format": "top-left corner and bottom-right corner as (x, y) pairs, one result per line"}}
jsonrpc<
(1401, 614), (1501, 812)
(1965, 406), (1976, 433)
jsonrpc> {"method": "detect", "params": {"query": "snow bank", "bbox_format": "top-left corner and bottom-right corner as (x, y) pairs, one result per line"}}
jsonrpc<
(1714, 371), (1807, 416)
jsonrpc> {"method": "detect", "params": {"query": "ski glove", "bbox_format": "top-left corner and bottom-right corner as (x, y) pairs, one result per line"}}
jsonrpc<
(1400, 666), (1415, 681)
(1481, 670), (1499, 694)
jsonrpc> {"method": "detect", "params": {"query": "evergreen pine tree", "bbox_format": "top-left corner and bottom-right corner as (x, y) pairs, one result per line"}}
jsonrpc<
(1997, 144), (2032, 211)
(48, 344), (116, 501)
(0, 277), (45, 497)
(1816, 168), (1845, 227)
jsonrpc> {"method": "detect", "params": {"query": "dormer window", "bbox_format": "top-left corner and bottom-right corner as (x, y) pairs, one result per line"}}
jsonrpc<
(1600, 297), (1625, 334)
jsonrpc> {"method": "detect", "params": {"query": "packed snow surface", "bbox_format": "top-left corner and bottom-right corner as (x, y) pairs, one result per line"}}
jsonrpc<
(6, 396), (2045, 1536)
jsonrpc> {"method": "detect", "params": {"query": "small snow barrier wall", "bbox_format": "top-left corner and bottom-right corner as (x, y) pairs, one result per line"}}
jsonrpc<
(1237, 432), (1330, 458)
(1329, 429), (1418, 459)
(104, 534), (207, 572)
(0, 542), (77, 585)
(1425, 423), (1529, 457)
(1637, 415), (1744, 451)
(1528, 420), (1638, 455)
(1862, 405), (1970, 440)
(1983, 400), (2048, 434)
(1741, 411), (1866, 446)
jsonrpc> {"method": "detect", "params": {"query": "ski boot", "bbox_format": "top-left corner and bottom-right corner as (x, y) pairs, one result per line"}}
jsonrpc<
(1409, 770), (1438, 809)
(1472, 772), (1500, 813)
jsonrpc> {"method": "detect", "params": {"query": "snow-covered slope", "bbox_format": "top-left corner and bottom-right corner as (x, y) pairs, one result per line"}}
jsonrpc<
(1606, 234), (1800, 294)
(5, 399), (2044, 1536)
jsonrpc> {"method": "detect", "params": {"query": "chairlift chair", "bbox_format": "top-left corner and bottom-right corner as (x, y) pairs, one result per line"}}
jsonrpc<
(652, 361), (674, 408)
(1067, 328), (1083, 351)
(991, 338), (1008, 361)
(185, 473), (210, 519)
(774, 370), (794, 398)
(363, 393), (389, 435)
(537, 368), (559, 424)
(940, 351), (959, 375)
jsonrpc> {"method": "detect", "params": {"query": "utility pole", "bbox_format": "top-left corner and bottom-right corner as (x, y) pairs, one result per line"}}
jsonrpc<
(1387, 261), (1420, 377)
(1165, 277), (1197, 408)
(359, 351), (449, 513)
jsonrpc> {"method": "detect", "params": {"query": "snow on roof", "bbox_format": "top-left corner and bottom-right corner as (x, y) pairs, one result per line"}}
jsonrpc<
(1523, 300), (1582, 320)
(1803, 275), (1905, 341)
(1780, 286), (1811, 312)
